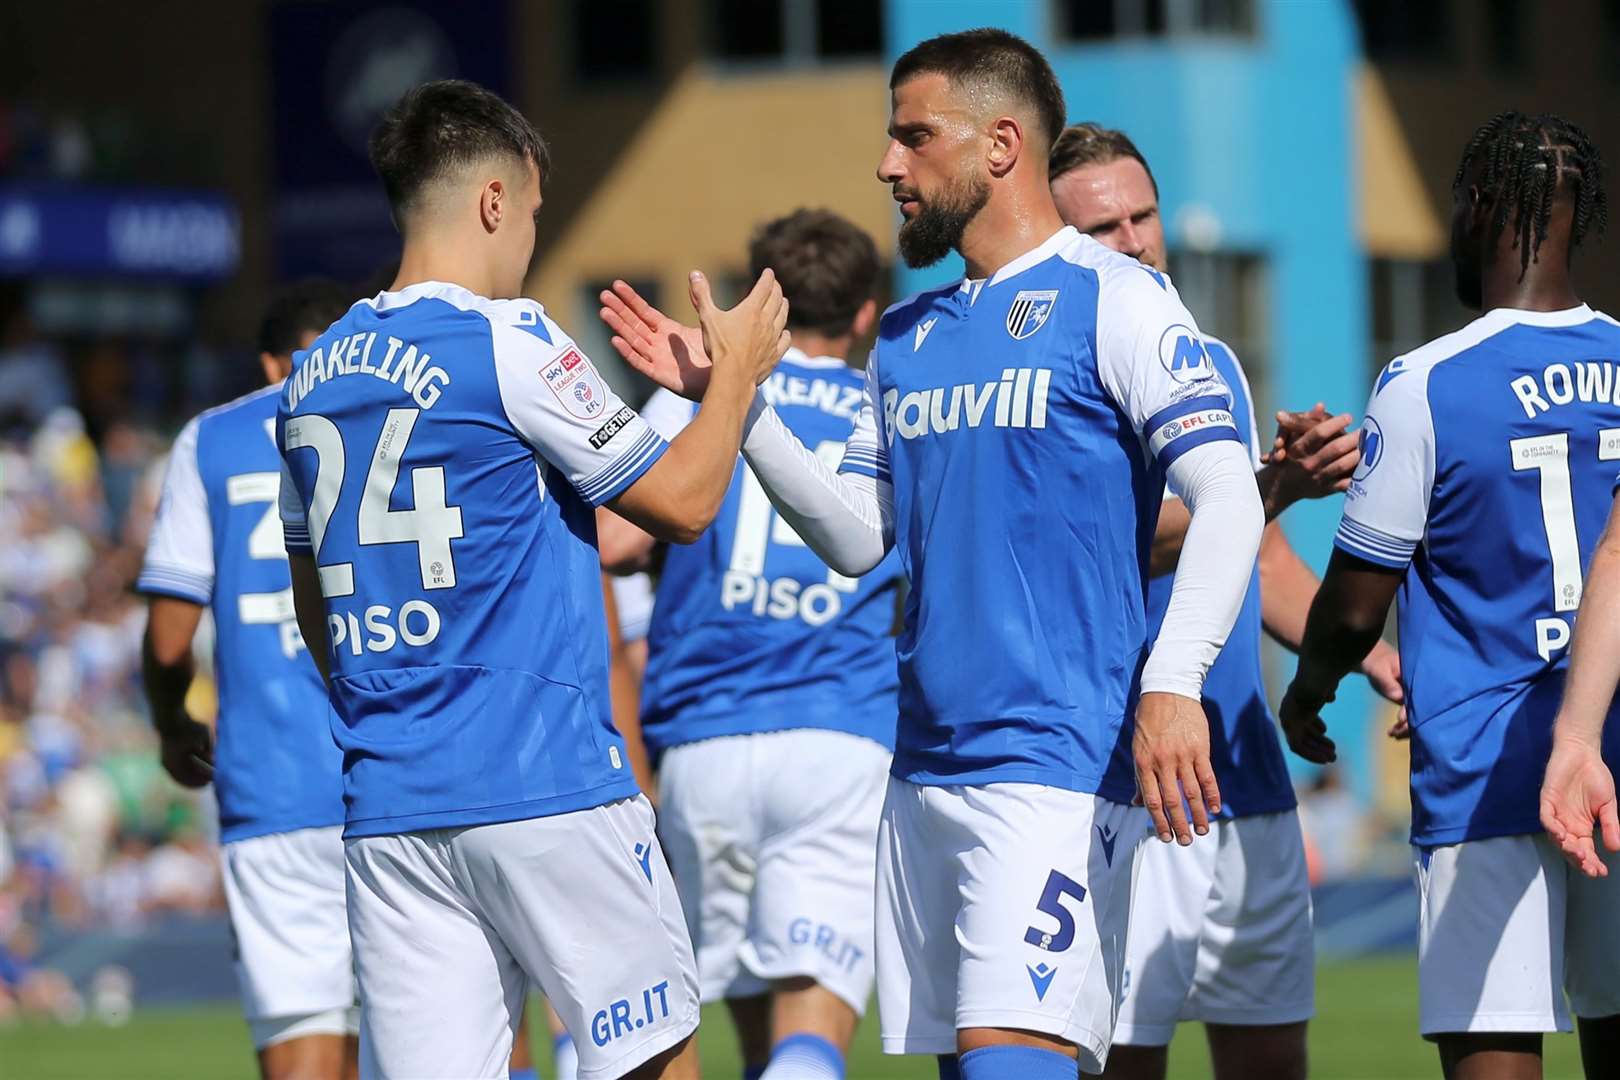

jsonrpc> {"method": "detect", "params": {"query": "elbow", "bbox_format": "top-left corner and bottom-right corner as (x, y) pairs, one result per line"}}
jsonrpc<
(144, 630), (192, 671)
(664, 520), (706, 546)
(824, 546), (885, 578)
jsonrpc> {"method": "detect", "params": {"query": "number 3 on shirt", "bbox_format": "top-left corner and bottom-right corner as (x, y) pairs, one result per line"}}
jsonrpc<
(284, 408), (464, 599)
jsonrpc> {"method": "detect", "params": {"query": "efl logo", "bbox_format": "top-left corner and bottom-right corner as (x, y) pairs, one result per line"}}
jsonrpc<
(1158, 324), (1213, 384)
(541, 347), (607, 420)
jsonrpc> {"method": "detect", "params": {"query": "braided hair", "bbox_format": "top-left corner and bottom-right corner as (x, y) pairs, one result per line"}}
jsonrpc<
(1454, 111), (1607, 275)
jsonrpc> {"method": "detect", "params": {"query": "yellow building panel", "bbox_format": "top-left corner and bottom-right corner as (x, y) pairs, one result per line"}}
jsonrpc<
(1358, 65), (1448, 260)
(530, 65), (897, 315)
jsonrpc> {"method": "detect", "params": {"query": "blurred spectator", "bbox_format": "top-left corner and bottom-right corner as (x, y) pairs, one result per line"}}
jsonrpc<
(1299, 766), (1368, 884)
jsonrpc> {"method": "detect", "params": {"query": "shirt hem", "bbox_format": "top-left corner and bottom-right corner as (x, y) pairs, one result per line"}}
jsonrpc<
(341, 776), (641, 839)
(221, 816), (348, 845)
(645, 714), (895, 753)
(891, 760), (1137, 803)
(1410, 819), (1543, 848)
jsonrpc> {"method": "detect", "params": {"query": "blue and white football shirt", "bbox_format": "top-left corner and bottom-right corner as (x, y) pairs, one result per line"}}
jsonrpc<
(139, 385), (342, 843)
(639, 350), (903, 754)
(835, 227), (1240, 800)
(1144, 340), (1294, 819)
(276, 281), (667, 838)
(1335, 304), (1620, 845)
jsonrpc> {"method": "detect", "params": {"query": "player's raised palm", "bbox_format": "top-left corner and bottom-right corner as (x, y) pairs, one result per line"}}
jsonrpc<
(1541, 735), (1620, 878)
(601, 271), (789, 401)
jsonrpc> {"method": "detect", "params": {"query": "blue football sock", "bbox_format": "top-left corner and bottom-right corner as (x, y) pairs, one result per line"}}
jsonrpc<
(509, 1069), (539, 1080)
(937, 1054), (963, 1080)
(744, 1067), (768, 1080)
(959, 1045), (1075, 1080)
(760, 1032), (844, 1079)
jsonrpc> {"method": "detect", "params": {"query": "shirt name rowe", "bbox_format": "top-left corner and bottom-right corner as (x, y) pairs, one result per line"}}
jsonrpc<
(1509, 359), (1620, 419)
(883, 367), (1053, 444)
(285, 331), (451, 413)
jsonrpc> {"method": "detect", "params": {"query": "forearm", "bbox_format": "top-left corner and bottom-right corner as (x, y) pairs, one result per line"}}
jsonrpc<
(1292, 568), (1388, 704)
(288, 554), (332, 686)
(141, 631), (194, 736)
(595, 507), (658, 574)
(1258, 520), (1320, 651)
(1141, 441), (1265, 699)
(740, 397), (891, 576)
(1149, 498), (1192, 577)
(1556, 534), (1620, 747)
(612, 369), (755, 544)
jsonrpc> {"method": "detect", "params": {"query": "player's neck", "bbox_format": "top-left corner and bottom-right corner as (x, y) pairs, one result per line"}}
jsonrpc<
(958, 191), (1067, 281)
(391, 242), (504, 300)
(1481, 262), (1581, 314)
(787, 331), (853, 363)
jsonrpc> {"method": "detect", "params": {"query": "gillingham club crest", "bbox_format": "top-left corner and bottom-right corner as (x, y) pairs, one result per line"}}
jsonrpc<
(1006, 290), (1058, 340)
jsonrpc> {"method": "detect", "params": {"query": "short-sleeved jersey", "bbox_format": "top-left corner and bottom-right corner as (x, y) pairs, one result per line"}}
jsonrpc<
(138, 385), (342, 843)
(1335, 305), (1620, 846)
(1144, 340), (1294, 818)
(276, 281), (668, 838)
(638, 351), (903, 754)
(836, 227), (1240, 798)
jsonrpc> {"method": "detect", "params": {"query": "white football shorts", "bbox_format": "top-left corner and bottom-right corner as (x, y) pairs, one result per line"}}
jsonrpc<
(1417, 832), (1620, 1036)
(658, 729), (889, 1014)
(1114, 809), (1314, 1045)
(344, 796), (699, 1080)
(220, 825), (359, 1048)
(875, 779), (1148, 1073)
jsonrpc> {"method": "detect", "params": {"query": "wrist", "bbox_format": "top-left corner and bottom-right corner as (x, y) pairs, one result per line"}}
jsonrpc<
(1552, 715), (1605, 752)
(1255, 463), (1294, 521)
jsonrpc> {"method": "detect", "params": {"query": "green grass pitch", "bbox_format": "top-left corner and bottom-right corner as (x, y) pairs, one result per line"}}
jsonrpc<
(0, 956), (1589, 1079)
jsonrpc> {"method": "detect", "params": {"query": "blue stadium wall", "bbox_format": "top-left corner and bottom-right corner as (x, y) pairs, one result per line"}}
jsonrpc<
(884, 0), (1375, 795)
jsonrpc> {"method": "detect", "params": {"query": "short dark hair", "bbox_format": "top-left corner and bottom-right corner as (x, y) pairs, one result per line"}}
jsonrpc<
(368, 79), (550, 223)
(748, 209), (880, 337)
(1049, 122), (1160, 195)
(258, 279), (352, 356)
(890, 29), (1066, 149)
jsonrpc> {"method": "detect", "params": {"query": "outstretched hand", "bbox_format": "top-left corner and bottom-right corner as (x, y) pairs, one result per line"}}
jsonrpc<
(601, 270), (790, 401)
(600, 279), (712, 400)
(1541, 735), (1620, 878)
(688, 268), (791, 388)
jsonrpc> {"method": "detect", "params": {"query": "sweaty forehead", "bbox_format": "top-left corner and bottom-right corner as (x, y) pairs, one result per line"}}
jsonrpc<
(891, 71), (996, 129)
(1054, 162), (1156, 221)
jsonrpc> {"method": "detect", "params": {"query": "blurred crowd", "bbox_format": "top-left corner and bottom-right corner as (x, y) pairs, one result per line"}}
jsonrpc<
(0, 302), (227, 1022)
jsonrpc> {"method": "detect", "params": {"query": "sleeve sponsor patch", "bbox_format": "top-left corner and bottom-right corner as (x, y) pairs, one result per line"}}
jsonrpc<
(589, 405), (638, 450)
(541, 347), (608, 420)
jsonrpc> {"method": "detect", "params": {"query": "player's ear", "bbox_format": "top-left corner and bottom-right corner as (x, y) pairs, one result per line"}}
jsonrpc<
(260, 351), (291, 385)
(480, 178), (503, 234)
(852, 299), (879, 339)
(986, 116), (1021, 179)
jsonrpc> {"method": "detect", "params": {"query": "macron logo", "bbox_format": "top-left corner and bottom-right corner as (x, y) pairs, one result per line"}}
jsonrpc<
(1027, 962), (1057, 1001)
(914, 318), (936, 351)
(1097, 825), (1117, 867)
(633, 842), (653, 883)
